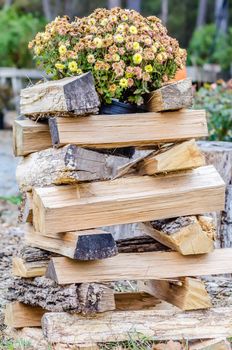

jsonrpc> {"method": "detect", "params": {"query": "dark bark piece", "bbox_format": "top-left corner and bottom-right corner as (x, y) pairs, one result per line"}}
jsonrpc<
(25, 226), (118, 261)
(17, 246), (52, 262)
(20, 72), (100, 119)
(7, 277), (115, 314)
(145, 79), (193, 112)
(116, 236), (168, 253)
(75, 234), (118, 260)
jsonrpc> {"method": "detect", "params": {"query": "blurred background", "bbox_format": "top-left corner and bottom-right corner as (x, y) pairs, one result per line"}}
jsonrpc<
(0, 0), (231, 198)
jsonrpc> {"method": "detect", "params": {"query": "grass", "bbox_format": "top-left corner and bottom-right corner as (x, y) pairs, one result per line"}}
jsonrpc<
(0, 339), (32, 350)
(0, 195), (22, 206)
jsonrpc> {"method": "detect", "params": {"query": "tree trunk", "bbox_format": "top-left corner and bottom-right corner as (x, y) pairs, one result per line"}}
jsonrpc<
(108, 0), (121, 9)
(42, 0), (53, 20)
(196, 0), (208, 28)
(7, 277), (115, 314)
(126, 0), (141, 11)
(161, 0), (169, 25)
(215, 0), (229, 33)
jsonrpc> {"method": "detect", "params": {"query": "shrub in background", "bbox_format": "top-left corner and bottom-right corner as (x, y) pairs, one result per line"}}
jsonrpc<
(0, 7), (46, 68)
(194, 81), (232, 142)
(188, 24), (232, 71)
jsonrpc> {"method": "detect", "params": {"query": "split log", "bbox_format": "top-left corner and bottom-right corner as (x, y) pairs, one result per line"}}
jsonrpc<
(5, 302), (45, 328)
(12, 257), (48, 278)
(141, 215), (215, 255)
(32, 166), (225, 235)
(190, 338), (231, 350)
(16, 145), (129, 192)
(138, 277), (212, 310)
(145, 78), (193, 112)
(7, 277), (115, 314)
(20, 73), (100, 118)
(12, 237), (166, 278)
(13, 119), (51, 156)
(45, 248), (232, 284)
(25, 225), (118, 260)
(114, 292), (159, 311)
(116, 139), (205, 178)
(41, 307), (232, 343)
(49, 109), (208, 148)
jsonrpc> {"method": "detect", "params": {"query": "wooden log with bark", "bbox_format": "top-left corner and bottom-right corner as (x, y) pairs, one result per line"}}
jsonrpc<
(145, 78), (193, 112)
(138, 277), (212, 311)
(13, 119), (51, 156)
(41, 307), (232, 343)
(198, 141), (232, 249)
(20, 73), (100, 118)
(190, 338), (231, 350)
(141, 215), (215, 255)
(32, 166), (225, 235)
(116, 139), (205, 178)
(25, 225), (118, 261)
(45, 248), (232, 284)
(16, 145), (129, 192)
(18, 192), (33, 223)
(7, 277), (115, 314)
(49, 109), (208, 149)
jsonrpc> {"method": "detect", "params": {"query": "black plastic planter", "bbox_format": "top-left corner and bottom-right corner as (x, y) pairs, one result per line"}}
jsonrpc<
(99, 100), (145, 158)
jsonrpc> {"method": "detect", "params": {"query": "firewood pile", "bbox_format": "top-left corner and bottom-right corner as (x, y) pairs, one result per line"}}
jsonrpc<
(5, 73), (232, 348)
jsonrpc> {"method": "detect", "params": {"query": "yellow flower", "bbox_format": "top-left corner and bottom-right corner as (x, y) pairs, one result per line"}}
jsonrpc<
(34, 46), (42, 55)
(156, 53), (163, 63)
(112, 54), (120, 62)
(93, 37), (103, 48)
(129, 25), (138, 35)
(133, 53), (142, 65)
(109, 84), (117, 92)
(68, 61), (78, 72)
(76, 68), (83, 75)
(59, 45), (67, 55)
(88, 18), (96, 26)
(145, 64), (153, 73)
(87, 54), (95, 64)
(121, 14), (128, 21)
(152, 45), (158, 53)
(114, 34), (124, 43)
(55, 63), (65, 70)
(100, 18), (108, 26)
(117, 24), (125, 32)
(133, 42), (140, 51)
(125, 72), (133, 78)
(119, 78), (128, 88)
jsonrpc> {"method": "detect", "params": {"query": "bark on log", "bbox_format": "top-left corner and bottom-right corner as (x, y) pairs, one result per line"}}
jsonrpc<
(25, 225), (118, 261)
(41, 307), (232, 343)
(20, 73), (100, 118)
(142, 215), (215, 255)
(145, 79), (193, 112)
(7, 277), (115, 314)
(16, 145), (130, 192)
(198, 141), (232, 248)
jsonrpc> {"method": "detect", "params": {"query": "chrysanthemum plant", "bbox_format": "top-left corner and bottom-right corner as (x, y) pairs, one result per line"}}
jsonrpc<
(29, 8), (186, 105)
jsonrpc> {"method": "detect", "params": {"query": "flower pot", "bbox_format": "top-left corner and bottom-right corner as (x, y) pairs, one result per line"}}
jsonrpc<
(174, 67), (187, 81)
(100, 100), (145, 158)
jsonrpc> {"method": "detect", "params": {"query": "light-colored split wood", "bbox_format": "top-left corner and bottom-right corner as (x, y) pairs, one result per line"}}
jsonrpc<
(13, 119), (51, 156)
(45, 248), (232, 284)
(141, 215), (215, 255)
(5, 302), (45, 328)
(116, 139), (205, 178)
(189, 338), (231, 350)
(145, 78), (193, 112)
(20, 73), (100, 117)
(138, 277), (212, 310)
(32, 165), (225, 235)
(49, 109), (208, 148)
(12, 257), (48, 278)
(41, 307), (232, 343)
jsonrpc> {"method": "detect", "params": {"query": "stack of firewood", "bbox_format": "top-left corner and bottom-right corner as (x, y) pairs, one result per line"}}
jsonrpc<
(5, 72), (232, 348)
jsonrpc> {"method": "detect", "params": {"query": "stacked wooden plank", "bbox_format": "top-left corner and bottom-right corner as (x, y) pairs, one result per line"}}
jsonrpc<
(5, 74), (232, 348)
